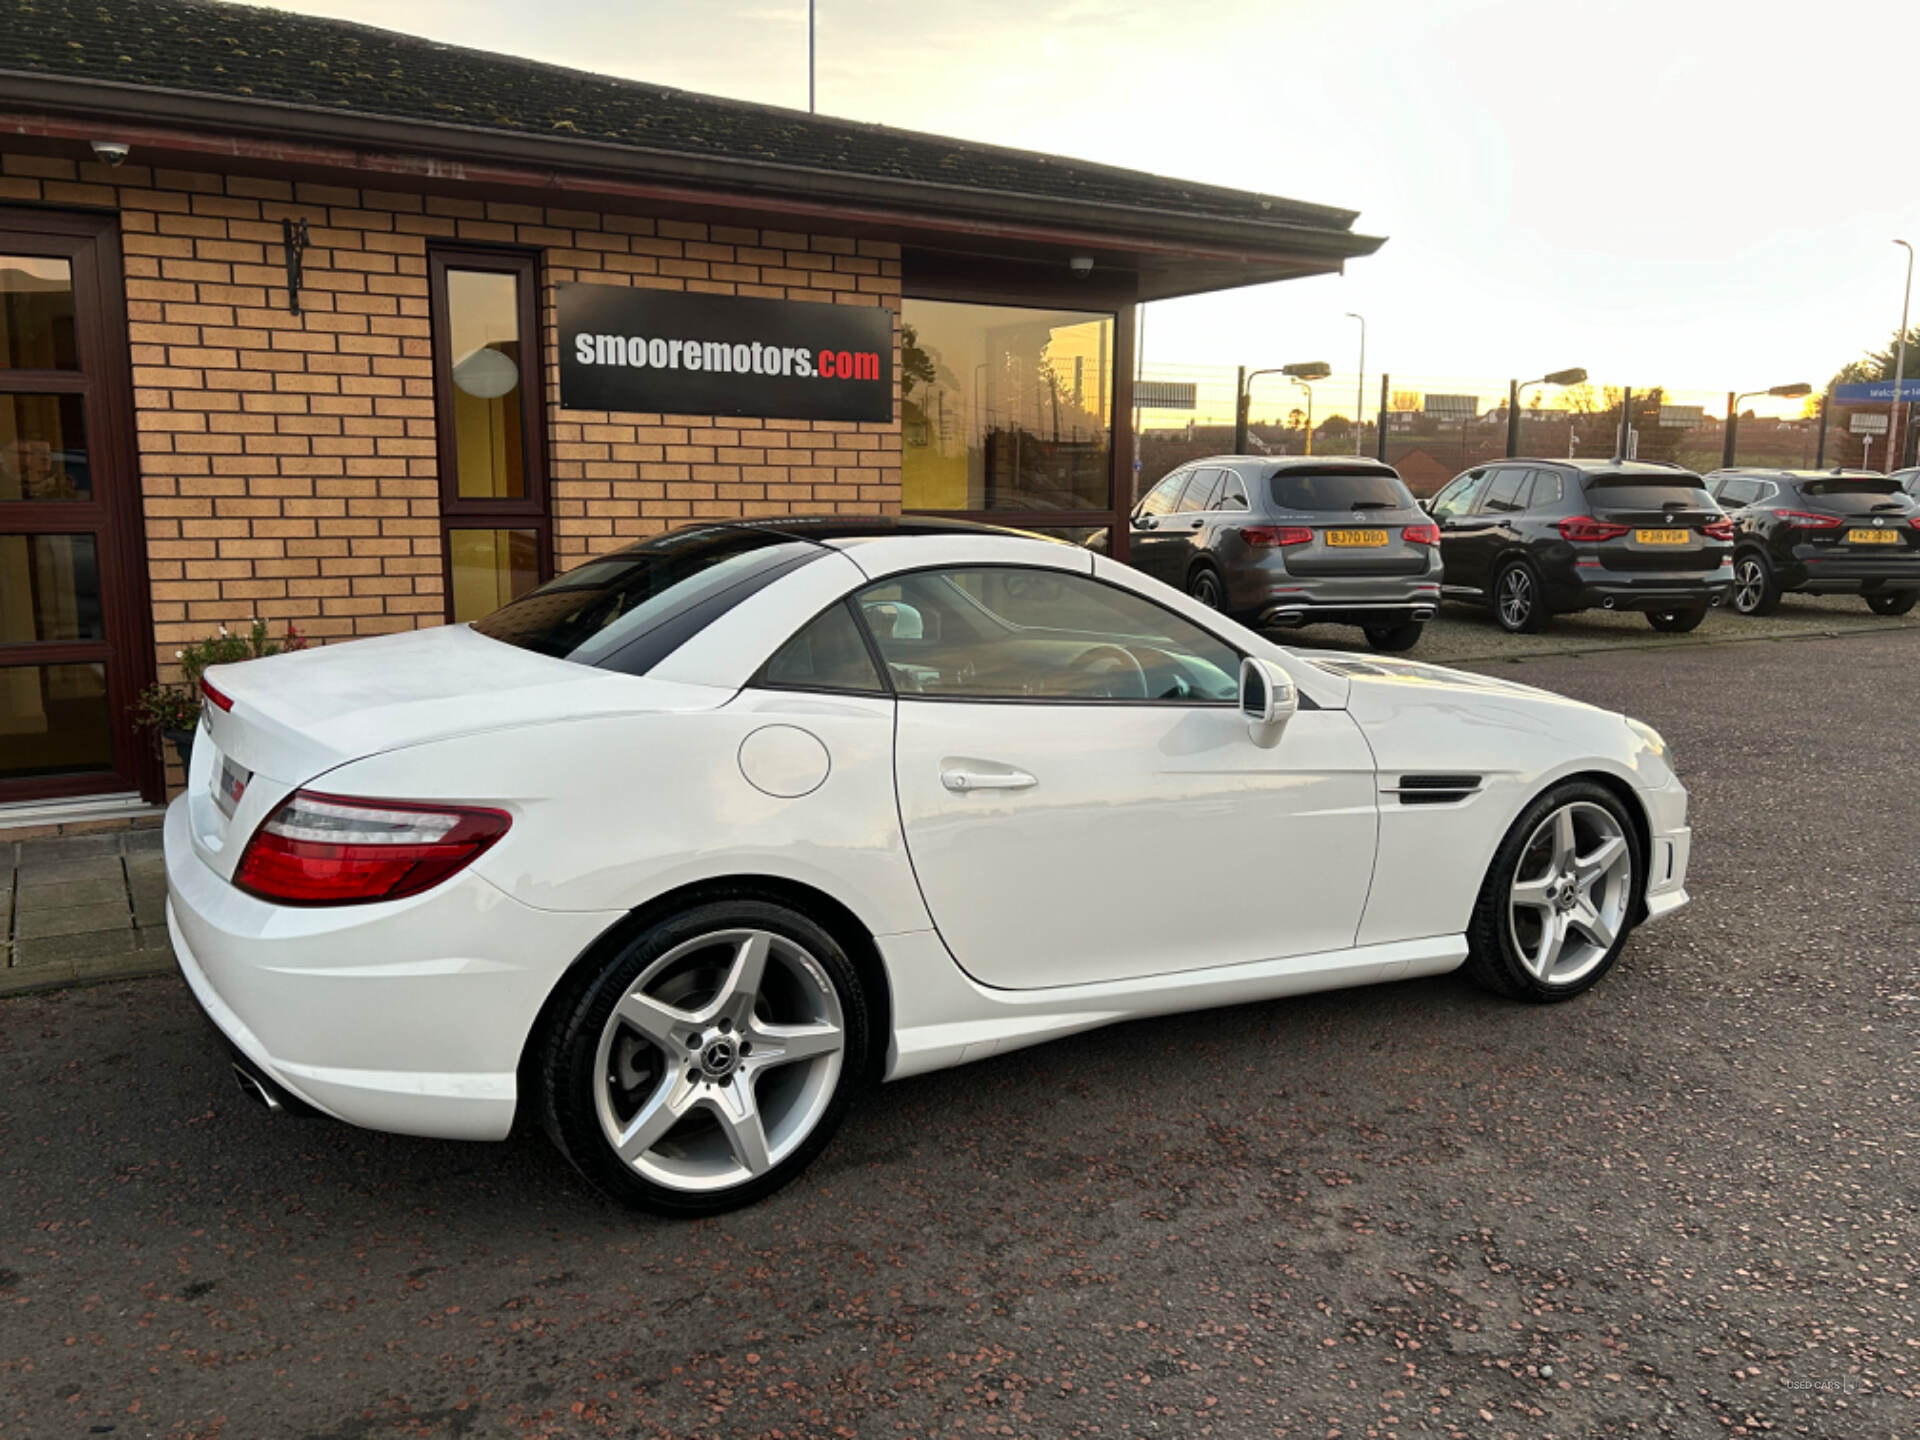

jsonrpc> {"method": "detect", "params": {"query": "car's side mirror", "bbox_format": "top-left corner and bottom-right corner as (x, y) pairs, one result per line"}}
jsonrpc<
(1137, 513), (1157, 530)
(1239, 656), (1297, 749)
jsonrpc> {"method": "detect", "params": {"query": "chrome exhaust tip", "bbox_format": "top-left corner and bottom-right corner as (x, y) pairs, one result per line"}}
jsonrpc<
(1412, 607), (1435, 622)
(1602, 596), (1616, 609)
(231, 1061), (285, 1115)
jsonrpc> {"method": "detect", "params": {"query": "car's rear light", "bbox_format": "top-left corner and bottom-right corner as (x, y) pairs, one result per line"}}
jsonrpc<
(1701, 517), (1735, 541)
(201, 679), (234, 712)
(1776, 509), (1843, 529)
(1401, 523), (1441, 546)
(1555, 516), (1632, 543)
(234, 791), (510, 906)
(1241, 525), (1313, 547)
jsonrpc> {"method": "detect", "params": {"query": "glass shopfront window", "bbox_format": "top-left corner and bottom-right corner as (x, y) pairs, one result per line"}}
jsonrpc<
(901, 299), (1114, 517)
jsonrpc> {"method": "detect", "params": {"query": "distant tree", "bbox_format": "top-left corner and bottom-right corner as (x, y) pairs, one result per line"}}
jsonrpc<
(1319, 414), (1353, 440)
(1390, 390), (1421, 413)
(900, 322), (935, 402)
(1287, 407), (1306, 430)
(1831, 326), (1920, 389)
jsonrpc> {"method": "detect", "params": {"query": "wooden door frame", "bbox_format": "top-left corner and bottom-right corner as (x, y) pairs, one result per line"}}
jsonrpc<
(0, 206), (158, 804)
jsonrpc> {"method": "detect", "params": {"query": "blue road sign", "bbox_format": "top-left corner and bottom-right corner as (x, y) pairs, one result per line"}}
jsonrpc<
(1833, 380), (1920, 402)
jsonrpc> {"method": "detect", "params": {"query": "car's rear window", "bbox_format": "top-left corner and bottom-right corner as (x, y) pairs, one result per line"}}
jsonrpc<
(1268, 467), (1414, 512)
(1801, 478), (1904, 497)
(469, 527), (823, 674)
(1791, 478), (1913, 515)
(1582, 475), (1716, 509)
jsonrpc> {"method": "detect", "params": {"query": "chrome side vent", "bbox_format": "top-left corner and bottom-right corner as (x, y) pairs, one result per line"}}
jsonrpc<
(1384, 774), (1482, 805)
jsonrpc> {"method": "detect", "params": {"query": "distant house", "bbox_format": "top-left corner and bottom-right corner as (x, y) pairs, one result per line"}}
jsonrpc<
(1390, 447), (1455, 495)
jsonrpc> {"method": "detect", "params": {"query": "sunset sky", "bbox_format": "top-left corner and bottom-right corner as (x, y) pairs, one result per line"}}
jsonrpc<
(260, 0), (1920, 418)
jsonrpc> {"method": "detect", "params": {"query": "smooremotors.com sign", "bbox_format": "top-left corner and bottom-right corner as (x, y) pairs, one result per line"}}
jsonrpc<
(558, 285), (893, 423)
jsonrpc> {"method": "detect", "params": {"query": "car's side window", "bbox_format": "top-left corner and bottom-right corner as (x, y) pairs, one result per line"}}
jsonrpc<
(1218, 471), (1249, 509)
(1720, 478), (1760, 508)
(1523, 469), (1562, 509)
(855, 566), (1241, 703)
(1139, 471), (1190, 518)
(1429, 471), (1488, 521)
(759, 599), (888, 694)
(1479, 467), (1530, 514)
(1177, 468), (1224, 513)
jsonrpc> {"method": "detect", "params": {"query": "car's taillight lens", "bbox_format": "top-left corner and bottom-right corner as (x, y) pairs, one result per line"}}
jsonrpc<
(201, 679), (234, 712)
(1776, 509), (1843, 529)
(234, 791), (510, 906)
(1401, 523), (1441, 546)
(1241, 525), (1313, 547)
(1701, 517), (1735, 541)
(1556, 516), (1633, 543)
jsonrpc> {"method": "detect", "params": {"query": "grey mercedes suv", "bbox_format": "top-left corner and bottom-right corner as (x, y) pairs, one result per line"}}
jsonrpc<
(1126, 455), (1441, 650)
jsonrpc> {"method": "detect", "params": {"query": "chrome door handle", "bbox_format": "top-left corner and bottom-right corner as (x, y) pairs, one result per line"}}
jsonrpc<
(941, 767), (1037, 793)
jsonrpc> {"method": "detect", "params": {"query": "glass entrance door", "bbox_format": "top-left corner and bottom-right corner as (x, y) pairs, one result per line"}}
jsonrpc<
(0, 211), (153, 802)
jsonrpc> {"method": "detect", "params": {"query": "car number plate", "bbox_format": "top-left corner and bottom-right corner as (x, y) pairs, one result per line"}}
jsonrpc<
(1633, 528), (1689, 545)
(1327, 529), (1389, 547)
(1848, 528), (1900, 544)
(213, 755), (251, 819)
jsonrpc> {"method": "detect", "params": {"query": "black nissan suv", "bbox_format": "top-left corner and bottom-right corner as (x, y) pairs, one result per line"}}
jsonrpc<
(1425, 458), (1733, 633)
(1704, 469), (1920, 616)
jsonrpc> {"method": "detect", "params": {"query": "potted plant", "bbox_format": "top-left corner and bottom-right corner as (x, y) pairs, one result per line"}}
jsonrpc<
(133, 619), (308, 775)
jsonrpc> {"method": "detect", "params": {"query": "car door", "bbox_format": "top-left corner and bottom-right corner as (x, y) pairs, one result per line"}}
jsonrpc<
(1450, 465), (1534, 593)
(1128, 469), (1193, 584)
(1167, 465), (1224, 580)
(865, 562), (1379, 989)
(1428, 469), (1492, 595)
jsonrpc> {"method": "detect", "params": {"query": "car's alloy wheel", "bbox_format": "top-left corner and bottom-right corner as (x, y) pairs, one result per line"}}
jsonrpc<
(1730, 554), (1777, 615)
(541, 900), (866, 1216)
(1464, 781), (1641, 1002)
(1188, 566), (1223, 610)
(1494, 563), (1546, 633)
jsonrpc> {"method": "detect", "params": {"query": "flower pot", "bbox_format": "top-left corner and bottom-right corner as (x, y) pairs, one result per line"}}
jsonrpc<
(163, 726), (196, 777)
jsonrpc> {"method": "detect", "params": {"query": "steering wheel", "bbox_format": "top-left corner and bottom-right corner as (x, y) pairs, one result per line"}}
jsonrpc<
(1064, 643), (1149, 699)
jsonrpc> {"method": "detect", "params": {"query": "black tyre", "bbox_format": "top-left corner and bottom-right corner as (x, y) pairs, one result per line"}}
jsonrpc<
(1493, 561), (1549, 634)
(538, 898), (869, 1217)
(1645, 607), (1706, 633)
(1187, 564), (1225, 611)
(1363, 621), (1424, 652)
(1865, 588), (1918, 616)
(1730, 551), (1780, 616)
(1462, 780), (1642, 1003)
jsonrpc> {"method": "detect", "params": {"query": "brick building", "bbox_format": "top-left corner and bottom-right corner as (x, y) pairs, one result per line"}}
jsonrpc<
(0, 0), (1381, 819)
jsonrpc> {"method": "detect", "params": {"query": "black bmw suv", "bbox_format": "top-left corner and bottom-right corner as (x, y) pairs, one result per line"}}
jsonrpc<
(1425, 458), (1733, 633)
(1704, 469), (1920, 616)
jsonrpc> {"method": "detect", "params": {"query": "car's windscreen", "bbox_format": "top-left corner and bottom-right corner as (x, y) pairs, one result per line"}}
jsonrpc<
(1269, 467), (1414, 512)
(1583, 476), (1716, 509)
(469, 527), (823, 672)
(1791, 479), (1913, 514)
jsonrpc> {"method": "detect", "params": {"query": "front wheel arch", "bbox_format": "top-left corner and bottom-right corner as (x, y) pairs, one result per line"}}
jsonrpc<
(514, 875), (894, 1128)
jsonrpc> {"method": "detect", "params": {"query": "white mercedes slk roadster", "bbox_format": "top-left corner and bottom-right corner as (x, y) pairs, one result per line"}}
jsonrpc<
(165, 517), (1691, 1215)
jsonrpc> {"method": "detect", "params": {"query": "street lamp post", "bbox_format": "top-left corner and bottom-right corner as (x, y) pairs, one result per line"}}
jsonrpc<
(1344, 313), (1366, 456)
(1891, 239), (1912, 468)
(1236, 361), (1331, 455)
(1722, 382), (1813, 469)
(1507, 367), (1588, 457)
(1291, 376), (1316, 455)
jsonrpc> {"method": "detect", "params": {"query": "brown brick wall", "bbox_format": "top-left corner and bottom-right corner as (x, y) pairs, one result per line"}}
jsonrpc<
(0, 150), (904, 677)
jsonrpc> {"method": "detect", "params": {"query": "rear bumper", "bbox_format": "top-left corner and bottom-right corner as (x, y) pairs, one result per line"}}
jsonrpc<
(1563, 568), (1733, 613)
(164, 795), (622, 1142)
(1232, 558), (1444, 629)
(1781, 552), (1920, 592)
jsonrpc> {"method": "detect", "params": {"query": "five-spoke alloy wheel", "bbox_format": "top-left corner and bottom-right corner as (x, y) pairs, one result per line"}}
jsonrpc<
(1465, 781), (1641, 1001)
(541, 899), (867, 1216)
(1494, 562), (1548, 634)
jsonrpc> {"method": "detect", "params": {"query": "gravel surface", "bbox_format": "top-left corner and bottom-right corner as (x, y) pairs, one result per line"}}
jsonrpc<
(1281, 590), (1920, 665)
(1, 628), (1914, 1439)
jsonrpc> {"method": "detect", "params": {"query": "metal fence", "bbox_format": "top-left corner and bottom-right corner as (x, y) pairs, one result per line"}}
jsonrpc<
(1129, 365), (1910, 499)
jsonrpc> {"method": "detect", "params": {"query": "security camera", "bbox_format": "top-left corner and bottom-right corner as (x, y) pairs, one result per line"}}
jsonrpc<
(89, 141), (131, 167)
(1068, 255), (1094, 279)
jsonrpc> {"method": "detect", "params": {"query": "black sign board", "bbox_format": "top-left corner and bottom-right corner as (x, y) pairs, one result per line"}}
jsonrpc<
(557, 284), (893, 423)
